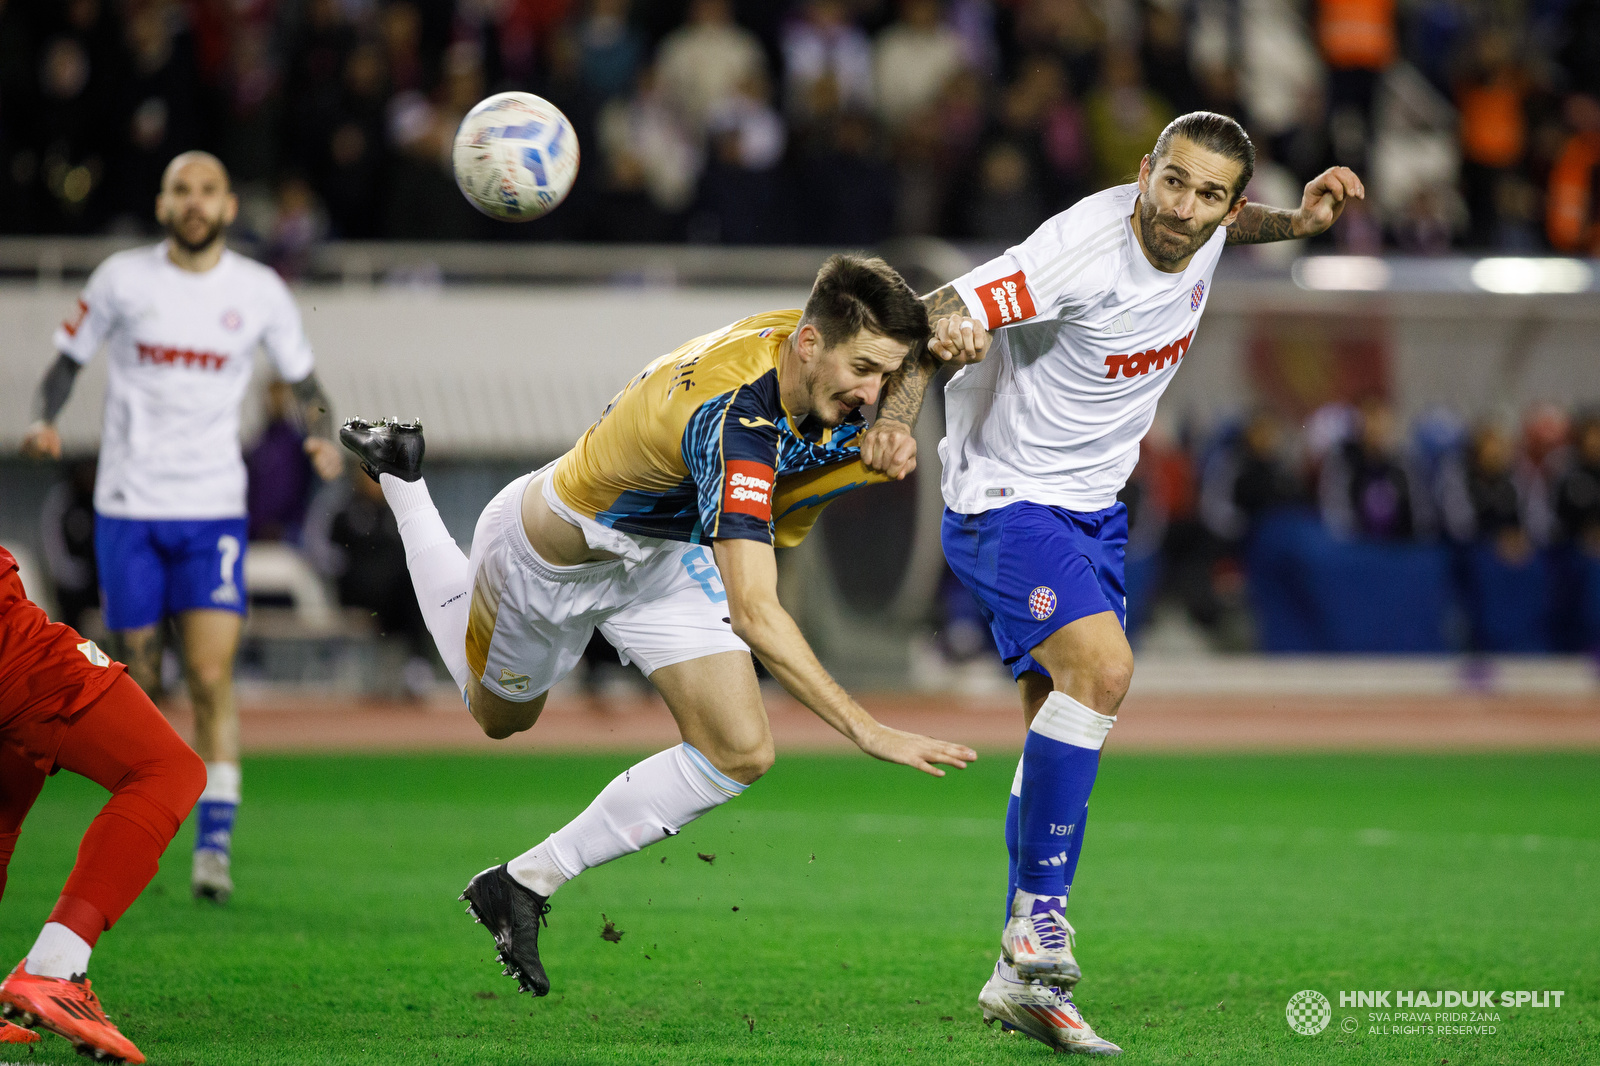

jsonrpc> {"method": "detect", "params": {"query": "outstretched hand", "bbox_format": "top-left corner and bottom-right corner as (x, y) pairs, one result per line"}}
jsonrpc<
(857, 722), (977, 777)
(1295, 166), (1365, 238)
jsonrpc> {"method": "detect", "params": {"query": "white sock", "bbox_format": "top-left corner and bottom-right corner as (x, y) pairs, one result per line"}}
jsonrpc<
(203, 761), (241, 803)
(380, 473), (472, 692)
(25, 923), (91, 980)
(508, 744), (747, 896)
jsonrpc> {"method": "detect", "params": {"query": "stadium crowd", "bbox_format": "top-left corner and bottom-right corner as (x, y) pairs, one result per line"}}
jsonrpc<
(3, 0), (1600, 255)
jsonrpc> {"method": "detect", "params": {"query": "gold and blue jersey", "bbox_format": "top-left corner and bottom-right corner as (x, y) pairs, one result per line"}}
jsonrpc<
(552, 309), (887, 548)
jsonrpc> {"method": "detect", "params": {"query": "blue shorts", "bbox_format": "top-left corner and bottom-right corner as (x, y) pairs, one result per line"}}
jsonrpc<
(95, 515), (249, 631)
(941, 502), (1127, 681)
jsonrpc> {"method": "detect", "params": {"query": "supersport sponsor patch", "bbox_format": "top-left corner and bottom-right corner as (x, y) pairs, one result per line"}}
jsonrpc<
(974, 270), (1037, 329)
(722, 460), (775, 520)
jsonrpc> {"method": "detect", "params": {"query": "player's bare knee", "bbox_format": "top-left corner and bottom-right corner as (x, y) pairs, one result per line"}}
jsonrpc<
(1090, 648), (1134, 710)
(713, 739), (774, 786)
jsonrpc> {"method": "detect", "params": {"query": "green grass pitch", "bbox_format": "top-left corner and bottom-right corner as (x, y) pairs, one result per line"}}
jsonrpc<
(2, 750), (1596, 1064)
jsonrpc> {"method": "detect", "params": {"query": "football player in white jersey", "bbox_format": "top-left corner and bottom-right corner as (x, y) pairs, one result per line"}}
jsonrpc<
(862, 112), (1364, 1054)
(20, 151), (344, 904)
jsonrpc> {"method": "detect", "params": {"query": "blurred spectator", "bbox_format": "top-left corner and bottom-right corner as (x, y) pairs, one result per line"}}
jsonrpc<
(1438, 423), (1544, 563)
(594, 63), (701, 240)
(223, 19), (284, 185)
(1083, 49), (1173, 190)
(1201, 411), (1307, 542)
(265, 174), (327, 280)
(1012, 0), (1104, 95)
(1317, 0), (1396, 171)
(1238, 0), (1325, 163)
(1320, 399), (1428, 540)
(1546, 93), (1600, 253)
(321, 42), (391, 239)
(246, 381), (316, 544)
(113, 0), (202, 229)
(384, 41), (488, 239)
(1141, 0), (1200, 114)
(1455, 29), (1529, 247)
(655, 0), (767, 135)
(802, 109), (895, 244)
(691, 71), (787, 242)
(965, 139), (1044, 240)
(382, 1), (425, 94)
(1555, 412), (1600, 552)
(873, 0), (966, 134)
(39, 459), (99, 632)
(31, 6), (120, 233)
(998, 54), (1089, 209)
(572, 0), (645, 103)
(782, 0), (874, 127)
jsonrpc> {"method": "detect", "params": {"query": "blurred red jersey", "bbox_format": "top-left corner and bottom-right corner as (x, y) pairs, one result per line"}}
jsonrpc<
(0, 546), (125, 733)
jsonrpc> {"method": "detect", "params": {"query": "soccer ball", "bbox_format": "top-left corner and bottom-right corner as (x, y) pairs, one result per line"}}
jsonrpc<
(452, 92), (579, 222)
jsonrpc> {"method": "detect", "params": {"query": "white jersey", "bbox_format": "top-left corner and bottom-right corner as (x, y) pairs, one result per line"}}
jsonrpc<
(54, 243), (316, 520)
(939, 183), (1224, 515)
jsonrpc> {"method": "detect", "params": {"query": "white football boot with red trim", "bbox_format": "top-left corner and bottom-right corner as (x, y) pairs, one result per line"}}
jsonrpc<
(1002, 890), (1082, 987)
(979, 958), (1121, 1056)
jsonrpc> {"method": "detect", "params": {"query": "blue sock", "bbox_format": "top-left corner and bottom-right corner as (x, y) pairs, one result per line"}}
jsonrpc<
(1016, 692), (1115, 897)
(1062, 801), (1089, 896)
(195, 798), (237, 856)
(1004, 756), (1022, 926)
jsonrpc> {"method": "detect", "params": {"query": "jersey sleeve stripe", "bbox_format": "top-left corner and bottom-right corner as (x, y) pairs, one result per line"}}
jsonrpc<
(709, 385), (740, 538)
(1029, 219), (1121, 282)
(1033, 230), (1126, 293)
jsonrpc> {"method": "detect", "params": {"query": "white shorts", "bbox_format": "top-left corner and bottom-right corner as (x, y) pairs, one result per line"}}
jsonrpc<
(464, 473), (749, 701)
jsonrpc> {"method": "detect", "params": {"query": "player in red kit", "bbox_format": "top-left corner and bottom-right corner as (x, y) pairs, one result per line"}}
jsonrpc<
(0, 545), (205, 1064)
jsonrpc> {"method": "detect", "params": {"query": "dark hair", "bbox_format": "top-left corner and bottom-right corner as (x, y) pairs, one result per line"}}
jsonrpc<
(1151, 112), (1255, 202)
(801, 253), (930, 351)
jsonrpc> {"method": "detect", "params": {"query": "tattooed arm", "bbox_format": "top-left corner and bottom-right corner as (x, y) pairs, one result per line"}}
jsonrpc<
(1226, 166), (1366, 245)
(1225, 203), (1299, 245)
(859, 284), (991, 479)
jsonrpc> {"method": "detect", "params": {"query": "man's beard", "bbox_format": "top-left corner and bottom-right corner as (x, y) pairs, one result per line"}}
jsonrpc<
(1136, 194), (1218, 268)
(165, 214), (225, 253)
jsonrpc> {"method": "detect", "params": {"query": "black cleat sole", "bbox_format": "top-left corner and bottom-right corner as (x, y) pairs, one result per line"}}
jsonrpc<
(339, 418), (426, 484)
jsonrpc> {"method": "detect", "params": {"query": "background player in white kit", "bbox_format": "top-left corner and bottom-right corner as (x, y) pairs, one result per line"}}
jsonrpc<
(20, 151), (343, 904)
(863, 112), (1364, 1054)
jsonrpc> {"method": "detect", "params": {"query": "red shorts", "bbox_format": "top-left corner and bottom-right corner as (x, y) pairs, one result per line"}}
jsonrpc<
(0, 557), (125, 766)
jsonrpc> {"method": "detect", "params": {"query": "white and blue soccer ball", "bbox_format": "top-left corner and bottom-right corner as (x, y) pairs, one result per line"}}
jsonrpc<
(452, 92), (579, 222)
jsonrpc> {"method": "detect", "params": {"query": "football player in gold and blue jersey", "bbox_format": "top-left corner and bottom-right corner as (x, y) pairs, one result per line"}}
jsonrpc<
(340, 254), (982, 997)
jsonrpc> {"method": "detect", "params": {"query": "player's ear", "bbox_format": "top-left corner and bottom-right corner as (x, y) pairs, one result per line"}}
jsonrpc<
(794, 323), (820, 363)
(1223, 194), (1247, 227)
(223, 192), (239, 226)
(1137, 154), (1152, 190)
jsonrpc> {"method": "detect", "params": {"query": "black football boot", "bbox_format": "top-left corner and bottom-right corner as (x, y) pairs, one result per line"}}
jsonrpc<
(460, 864), (552, 996)
(339, 418), (425, 483)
